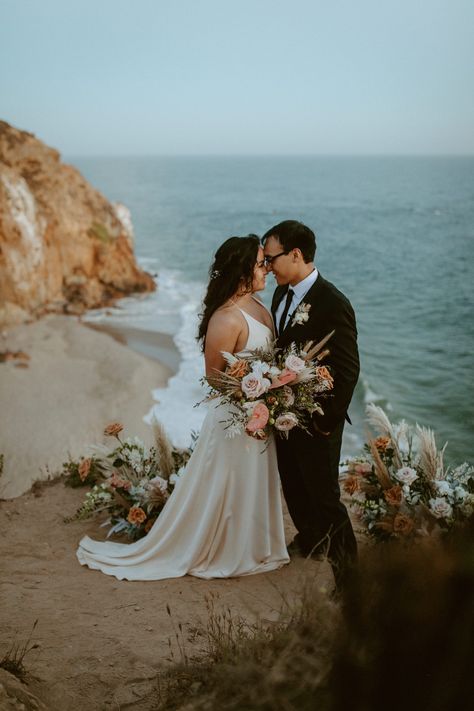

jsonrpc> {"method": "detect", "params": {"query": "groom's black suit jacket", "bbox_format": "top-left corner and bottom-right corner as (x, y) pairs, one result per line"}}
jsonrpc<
(271, 273), (360, 433)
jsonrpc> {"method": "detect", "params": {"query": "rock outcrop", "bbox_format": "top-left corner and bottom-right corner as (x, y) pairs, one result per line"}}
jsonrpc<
(0, 121), (155, 326)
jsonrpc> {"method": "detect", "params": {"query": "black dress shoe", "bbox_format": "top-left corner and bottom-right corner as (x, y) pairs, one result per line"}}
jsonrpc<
(287, 540), (325, 561)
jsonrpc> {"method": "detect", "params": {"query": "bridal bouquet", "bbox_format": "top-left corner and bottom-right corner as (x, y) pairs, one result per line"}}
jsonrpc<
(343, 404), (474, 541)
(64, 421), (195, 540)
(204, 332), (334, 440)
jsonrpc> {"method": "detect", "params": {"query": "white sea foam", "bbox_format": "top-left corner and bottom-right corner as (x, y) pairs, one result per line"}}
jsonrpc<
(143, 270), (207, 447)
(361, 376), (393, 410)
(84, 259), (207, 447)
(83, 262), (189, 335)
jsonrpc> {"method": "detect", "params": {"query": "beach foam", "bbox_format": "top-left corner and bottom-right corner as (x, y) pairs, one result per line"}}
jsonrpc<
(84, 262), (208, 448)
(143, 274), (208, 448)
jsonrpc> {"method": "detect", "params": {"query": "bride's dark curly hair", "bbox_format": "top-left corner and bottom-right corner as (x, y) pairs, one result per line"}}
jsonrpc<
(197, 234), (261, 349)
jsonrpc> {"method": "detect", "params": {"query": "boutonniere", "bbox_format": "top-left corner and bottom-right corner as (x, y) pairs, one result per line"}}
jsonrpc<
(291, 302), (311, 327)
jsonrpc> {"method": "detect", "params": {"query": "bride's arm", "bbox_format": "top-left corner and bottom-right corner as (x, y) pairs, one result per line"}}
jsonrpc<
(204, 309), (244, 377)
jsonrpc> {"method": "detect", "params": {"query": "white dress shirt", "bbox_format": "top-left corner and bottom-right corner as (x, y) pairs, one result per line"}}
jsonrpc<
(275, 268), (319, 332)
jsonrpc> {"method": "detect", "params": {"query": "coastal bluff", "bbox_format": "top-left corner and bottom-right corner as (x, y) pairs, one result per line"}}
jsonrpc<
(0, 120), (155, 326)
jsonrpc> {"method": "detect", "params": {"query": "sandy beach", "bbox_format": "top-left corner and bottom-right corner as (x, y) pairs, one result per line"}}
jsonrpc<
(0, 314), (335, 709)
(0, 315), (178, 499)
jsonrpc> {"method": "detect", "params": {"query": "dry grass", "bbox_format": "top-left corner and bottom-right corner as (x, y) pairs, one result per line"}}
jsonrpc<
(0, 619), (39, 682)
(155, 523), (474, 711)
(156, 582), (339, 711)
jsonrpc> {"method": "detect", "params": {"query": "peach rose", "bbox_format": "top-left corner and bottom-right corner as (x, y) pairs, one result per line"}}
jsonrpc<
(109, 472), (131, 490)
(373, 436), (391, 453)
(78, 458), (92, 482)
(343, 475), (360, 495)
(127, 506), (147, 525)
(269, 369), (297, 389)
(393, 513), (415, 536)
(246, 403), (270, 434)
(384, 485), (403, 506)
(227, 359), (250, 378)
(104, 422), (124, 437)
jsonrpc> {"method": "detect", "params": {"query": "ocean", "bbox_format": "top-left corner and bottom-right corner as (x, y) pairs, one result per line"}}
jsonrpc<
(73, 156), (474, 463)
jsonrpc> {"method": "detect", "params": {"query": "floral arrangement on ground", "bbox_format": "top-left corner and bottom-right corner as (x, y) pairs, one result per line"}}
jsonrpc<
(64, 421), (195, 540)
(203, 332), (334, 440)
(343, 404), (474, 540)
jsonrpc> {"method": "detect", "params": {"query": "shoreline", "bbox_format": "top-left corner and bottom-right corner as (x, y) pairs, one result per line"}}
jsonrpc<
(84, 321), (181, 374)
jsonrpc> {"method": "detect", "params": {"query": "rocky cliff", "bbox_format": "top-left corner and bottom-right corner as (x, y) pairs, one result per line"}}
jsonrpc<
(0, 121), (155, 326)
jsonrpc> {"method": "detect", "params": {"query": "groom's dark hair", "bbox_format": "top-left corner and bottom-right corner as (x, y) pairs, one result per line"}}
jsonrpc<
(262, 220), (316, 263)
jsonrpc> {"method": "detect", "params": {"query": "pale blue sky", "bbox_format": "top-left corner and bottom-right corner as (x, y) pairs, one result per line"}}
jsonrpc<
(1, 0), (473, 155)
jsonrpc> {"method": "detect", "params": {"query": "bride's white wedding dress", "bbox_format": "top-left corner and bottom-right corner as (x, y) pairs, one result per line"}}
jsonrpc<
(76, 305), (289, 580)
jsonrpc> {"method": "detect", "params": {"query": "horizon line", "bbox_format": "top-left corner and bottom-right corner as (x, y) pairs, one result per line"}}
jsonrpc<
(65, 152), (474, 160)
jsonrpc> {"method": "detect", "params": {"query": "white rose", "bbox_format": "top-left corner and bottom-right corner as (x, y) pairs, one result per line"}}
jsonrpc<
(429, 497), (453, 519)
(252, 360), (271, 375)
(149, 475), (169, 494)
(292, 304), (311, 326)
(274, 412), (299, 432)
(170, 467), (186, 485)
(435, 480), (452, 497)
(394, 467), (418, 486)
(128, 450), (143, 469)
(454, 485), (468, 501)
(241, 372), (270, 399)
(284, 354), (306, 373)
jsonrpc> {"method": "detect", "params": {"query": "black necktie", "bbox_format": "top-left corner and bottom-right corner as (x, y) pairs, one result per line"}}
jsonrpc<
(278, 288), (294, 335)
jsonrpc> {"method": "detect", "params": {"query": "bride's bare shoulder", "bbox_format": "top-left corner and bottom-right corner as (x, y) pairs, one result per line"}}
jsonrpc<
(208, 304), (243, 331)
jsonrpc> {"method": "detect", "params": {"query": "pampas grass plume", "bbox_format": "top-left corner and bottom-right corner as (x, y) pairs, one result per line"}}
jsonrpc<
(152, 417), (175, 480)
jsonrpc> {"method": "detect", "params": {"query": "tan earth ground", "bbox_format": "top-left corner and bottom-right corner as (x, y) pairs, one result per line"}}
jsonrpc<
(0, 479), (332, 710)
(0, 317), (335, 710)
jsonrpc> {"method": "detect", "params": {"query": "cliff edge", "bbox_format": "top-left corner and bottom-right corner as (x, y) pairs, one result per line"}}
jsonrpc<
(0, 121), (155, 326)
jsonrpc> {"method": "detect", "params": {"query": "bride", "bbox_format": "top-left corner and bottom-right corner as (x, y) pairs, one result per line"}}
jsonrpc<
(77, 235), (290, 580)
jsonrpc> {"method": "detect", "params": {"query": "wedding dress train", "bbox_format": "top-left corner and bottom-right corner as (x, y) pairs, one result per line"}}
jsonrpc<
(76, 307), (289, 580)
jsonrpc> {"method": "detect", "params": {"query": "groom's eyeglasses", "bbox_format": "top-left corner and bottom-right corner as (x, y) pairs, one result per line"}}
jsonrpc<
(263, 251), (289, 267)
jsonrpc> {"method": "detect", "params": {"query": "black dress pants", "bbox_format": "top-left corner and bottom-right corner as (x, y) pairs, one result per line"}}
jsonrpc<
(276, 420), (357, 588)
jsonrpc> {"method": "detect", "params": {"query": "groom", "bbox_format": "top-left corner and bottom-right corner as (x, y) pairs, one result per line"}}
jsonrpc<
(262, 220), (359, 590)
